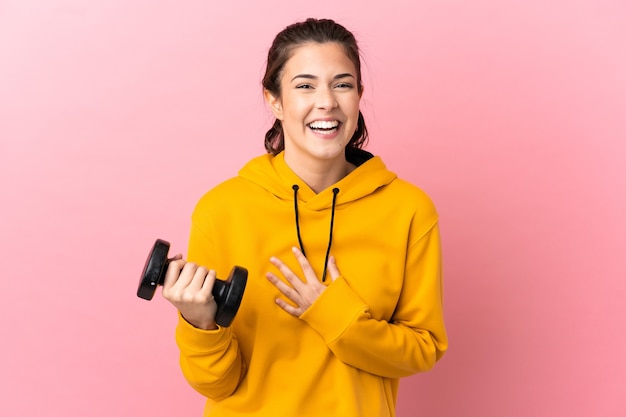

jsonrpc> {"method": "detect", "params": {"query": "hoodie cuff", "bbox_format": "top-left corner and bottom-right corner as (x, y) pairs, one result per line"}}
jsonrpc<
(300, 277), (368, 344)
(175, 312), (232, 353)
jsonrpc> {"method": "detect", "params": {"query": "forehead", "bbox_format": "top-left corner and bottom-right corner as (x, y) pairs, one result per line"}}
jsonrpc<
(282, 42), (357, 78)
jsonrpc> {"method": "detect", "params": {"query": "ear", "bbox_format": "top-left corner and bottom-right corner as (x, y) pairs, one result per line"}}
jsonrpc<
(358, 85), (365, 99)
(264, 89), (283, 120)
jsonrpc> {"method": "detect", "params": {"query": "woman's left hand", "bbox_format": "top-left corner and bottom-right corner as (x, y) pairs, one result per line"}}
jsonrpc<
(266, 246), (340, 317)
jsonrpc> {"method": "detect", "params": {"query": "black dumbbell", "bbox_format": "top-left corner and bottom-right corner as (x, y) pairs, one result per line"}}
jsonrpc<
(137, 239), (247, 327)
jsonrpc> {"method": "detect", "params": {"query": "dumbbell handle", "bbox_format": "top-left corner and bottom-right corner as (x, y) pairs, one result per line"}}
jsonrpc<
(156, 258), (230, 301)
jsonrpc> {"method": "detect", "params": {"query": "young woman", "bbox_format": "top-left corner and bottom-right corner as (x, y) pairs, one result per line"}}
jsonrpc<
(162, 18), (448, 417)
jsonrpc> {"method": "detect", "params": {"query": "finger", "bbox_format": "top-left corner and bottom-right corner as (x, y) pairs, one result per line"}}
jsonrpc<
(266, 272), (301, 303)
(269, 256), (307, 292)
(327, 255), (341, 282)
(173, 262), (199, 291)
(168, 253), (183, 261)
(275, 297), (303, 317)
(200, 269), (217, 299)
(290, 246), (317, 281)
(162, 259), (186, 291)
(187, 266), (211, 293)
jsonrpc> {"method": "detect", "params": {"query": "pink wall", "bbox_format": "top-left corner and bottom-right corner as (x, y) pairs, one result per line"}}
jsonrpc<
(1, 1), (625, 416)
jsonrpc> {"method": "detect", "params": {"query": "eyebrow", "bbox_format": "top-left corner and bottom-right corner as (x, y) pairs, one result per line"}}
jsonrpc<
(290, 73), (355, 82)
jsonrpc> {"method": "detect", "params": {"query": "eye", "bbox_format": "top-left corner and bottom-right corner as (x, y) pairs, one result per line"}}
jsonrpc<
(296, 84), (314, 89)
(335, 82), (354, 89)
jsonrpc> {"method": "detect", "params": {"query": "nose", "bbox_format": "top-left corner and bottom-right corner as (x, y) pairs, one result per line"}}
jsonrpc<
(315, 86), (338, 110)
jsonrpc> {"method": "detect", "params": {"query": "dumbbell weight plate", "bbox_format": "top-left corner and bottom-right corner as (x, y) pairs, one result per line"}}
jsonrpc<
(137, 239), (170, 301)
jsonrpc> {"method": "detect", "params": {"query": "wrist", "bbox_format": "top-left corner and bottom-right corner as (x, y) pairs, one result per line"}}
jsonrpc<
(180, 313), (218, 331)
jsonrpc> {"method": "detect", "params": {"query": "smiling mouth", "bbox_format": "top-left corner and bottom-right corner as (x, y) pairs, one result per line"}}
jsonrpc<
(307, 120), (341, 134)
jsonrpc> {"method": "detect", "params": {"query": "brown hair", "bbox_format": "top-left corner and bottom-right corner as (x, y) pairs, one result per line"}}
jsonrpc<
(262, 18), (369, 155)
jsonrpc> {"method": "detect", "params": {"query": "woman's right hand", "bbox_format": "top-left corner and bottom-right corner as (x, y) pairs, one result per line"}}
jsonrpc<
(161, 255), (219, 330)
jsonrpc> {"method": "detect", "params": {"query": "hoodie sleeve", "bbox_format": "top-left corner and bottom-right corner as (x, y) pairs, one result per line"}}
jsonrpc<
(174, 220), (246, 400)
(300, 222), (448, 378)
(176, 316), (245, 400)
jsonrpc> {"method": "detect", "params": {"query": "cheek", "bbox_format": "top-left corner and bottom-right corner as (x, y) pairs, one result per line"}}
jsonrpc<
(283, 98), (309, 122)
(346, 99), (361, 123)
(344, 93), (361, 112)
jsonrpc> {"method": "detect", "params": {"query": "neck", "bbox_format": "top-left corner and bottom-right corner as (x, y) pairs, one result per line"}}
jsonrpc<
(284, 154), (355, 194)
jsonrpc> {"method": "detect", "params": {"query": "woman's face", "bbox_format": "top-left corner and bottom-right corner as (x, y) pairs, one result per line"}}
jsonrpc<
(265, 42), (361, 169)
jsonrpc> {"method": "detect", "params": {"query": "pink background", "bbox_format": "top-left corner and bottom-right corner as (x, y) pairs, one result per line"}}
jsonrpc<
(1, 1), (625, 416)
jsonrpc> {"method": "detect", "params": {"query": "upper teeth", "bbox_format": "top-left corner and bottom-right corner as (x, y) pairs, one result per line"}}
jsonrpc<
(309, 120), (339, 129)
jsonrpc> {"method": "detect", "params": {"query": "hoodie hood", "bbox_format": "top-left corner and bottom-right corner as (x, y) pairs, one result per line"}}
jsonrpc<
(238, 148), (397, 281)
(238, 148), (397, 211)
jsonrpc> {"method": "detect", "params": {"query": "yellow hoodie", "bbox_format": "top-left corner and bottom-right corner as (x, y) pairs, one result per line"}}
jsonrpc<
(176, 149), (448, 416)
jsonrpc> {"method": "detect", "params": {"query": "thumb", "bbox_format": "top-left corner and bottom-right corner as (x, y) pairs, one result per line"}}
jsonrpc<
(326, 255), (341, 282)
